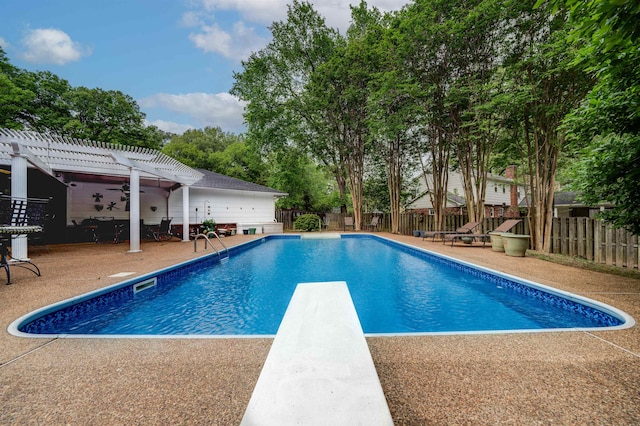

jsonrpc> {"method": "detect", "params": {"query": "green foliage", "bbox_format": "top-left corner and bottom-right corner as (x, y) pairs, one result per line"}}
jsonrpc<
(554, 0), (640, 234)
(267, 148), (337, 211)
(293, 214), (322, 231)
(0, 47), (166, 149)
(201, 219), (217, 232)
(569, 134), (640, 235)
(63, 87), (149, 146)
(162, 127), (267, 183)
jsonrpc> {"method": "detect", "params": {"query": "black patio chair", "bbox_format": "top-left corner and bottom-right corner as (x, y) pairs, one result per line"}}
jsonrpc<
(0, 195), (51, 284)
(148, 217), (173, 241)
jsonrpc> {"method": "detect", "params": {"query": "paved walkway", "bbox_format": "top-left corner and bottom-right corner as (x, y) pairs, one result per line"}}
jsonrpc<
(1, 233), (639, 424)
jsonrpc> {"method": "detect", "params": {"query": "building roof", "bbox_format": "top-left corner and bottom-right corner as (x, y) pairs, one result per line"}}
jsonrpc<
(193, 169), (287, 195)
(554, 191), (582, 206)
(0, 128), (203, 186)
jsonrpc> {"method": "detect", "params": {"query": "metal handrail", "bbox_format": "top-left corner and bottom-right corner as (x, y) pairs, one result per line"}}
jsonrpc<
(193, 232), (229, 260)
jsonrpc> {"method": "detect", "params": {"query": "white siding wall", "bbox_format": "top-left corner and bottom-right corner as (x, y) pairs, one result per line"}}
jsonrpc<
(168, 187), (276, 225)
(67, 182), (170, 225)
(407, 171), (525, 210)
(484, 178), (515, 206)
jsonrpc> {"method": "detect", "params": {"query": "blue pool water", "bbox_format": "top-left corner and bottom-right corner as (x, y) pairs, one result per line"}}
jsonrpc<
(16, 235), (628, 336)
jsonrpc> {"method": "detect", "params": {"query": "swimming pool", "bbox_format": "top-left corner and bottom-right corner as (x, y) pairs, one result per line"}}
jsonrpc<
(10, 235), (633, 337)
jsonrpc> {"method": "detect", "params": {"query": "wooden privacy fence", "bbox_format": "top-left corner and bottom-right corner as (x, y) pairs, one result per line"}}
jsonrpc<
(550, 217), (639, 270)
(276, 211), (638, 270)
(277, 211), (528, 235)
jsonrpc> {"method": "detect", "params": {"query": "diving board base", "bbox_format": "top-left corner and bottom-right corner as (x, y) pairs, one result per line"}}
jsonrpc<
(241, 281), (393, 426)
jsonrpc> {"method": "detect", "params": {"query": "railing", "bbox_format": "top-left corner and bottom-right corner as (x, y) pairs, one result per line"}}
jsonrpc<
(193, 232), (229, 261)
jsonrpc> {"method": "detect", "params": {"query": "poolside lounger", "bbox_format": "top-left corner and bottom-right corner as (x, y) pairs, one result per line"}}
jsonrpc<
(423, 221), (481, 242)
(445, 219), (522, 247)
(365, 216), (380, 232)
(344, 216), (355, 231)
(149, 217), (173, 241)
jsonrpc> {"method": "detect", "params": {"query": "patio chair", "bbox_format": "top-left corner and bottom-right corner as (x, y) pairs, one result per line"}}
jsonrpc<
(365, 216), (380, 232)
(0, 195), (51, 284)
(445, 219), (522, 247)
(149, 217), (173, 241)
(344, 216), (355, 231)
(93, 216), (125, 244)
(423, 221), (481, 242)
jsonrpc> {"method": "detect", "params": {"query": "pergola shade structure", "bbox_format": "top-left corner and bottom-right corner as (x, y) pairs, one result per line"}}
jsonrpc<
(0, 128), (203, 254)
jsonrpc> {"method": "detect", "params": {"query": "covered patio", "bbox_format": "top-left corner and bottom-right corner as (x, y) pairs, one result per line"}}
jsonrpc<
(0, 129), (203, 255)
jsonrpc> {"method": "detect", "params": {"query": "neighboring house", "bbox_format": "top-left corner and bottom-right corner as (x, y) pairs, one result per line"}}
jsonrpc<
(553, 191), (613, 218)
(0, 129), (286, 254)
(405, 166), (526, 218)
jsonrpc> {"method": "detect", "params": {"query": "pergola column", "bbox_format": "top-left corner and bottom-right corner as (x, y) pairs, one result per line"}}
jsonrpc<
(10, 154), (28, 260)
(128, 168), (141, 253)
(182, 186), (190, 242)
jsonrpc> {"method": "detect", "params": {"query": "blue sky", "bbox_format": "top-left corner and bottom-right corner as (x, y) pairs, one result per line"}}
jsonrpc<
(1, 0), (409, 135)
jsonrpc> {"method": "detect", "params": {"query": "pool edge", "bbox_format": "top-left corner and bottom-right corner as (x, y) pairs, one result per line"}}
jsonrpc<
(8, 233), (636, 339)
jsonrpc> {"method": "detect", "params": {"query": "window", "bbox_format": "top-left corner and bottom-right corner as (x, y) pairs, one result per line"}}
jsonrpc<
(428, 208), (435, 216)
(494, 186), (497, 192)
(502, 186), (506, 193)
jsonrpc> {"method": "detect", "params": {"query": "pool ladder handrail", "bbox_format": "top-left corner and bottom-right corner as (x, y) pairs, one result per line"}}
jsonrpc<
(193, 232), (229, 261)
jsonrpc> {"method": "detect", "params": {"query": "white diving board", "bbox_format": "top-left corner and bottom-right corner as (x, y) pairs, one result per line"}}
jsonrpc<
(241, 281), (394, 426)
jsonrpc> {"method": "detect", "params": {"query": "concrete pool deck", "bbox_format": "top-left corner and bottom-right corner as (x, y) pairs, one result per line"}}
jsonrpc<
(1, 233), (639, 424)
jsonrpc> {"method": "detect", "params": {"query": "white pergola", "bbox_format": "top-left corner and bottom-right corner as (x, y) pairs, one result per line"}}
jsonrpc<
(0, 128), (203, 255)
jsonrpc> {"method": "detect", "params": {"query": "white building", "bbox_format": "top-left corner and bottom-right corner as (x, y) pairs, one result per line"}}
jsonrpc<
(405, 166), (526, 218)
(169, 169), (287, 235)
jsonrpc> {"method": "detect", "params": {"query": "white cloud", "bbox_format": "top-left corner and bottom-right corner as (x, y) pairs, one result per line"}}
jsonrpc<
(188, 19), (268, 61)
(184, 0), (407, 60)
(20, 28), (88, 65)
(196, 0), (409, 31)
(139, 92), (247, 134)
(0, 37), (9, 49)
(145, 120), (195, 135)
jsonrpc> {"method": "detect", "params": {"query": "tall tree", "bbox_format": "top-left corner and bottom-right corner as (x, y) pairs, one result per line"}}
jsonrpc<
(364, 4), (421, 233)
(233, 1), (373, 225)
(303, 2), (377, 229)
(446, 0), (506, 225)
(503, 0), (593, 251)
(397, 0), (457, 232)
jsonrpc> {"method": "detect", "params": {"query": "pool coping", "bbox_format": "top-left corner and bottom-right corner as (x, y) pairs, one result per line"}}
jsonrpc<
(7, 233), (635, 339)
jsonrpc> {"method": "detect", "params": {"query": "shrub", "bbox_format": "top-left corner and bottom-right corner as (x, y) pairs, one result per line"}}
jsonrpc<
(294, 214), (321, 231)
(202, 219), (216, 232)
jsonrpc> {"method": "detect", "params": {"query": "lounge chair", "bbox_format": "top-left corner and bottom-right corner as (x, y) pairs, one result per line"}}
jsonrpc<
(149, 217), (173, 241)
(423, 221), (481, 242)
(365, 216), (380, 232)
(344, 216), (354, 231)
(445, 219), (522, 247)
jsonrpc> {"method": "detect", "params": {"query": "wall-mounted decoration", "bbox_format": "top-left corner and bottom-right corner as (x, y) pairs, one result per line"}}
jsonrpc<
(150, 206), (157, 212)
(95, 204), (104, 211)
(106, 202), (118, 211)
(107, 183), (143, 213)
(92, 193), (103, 202)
